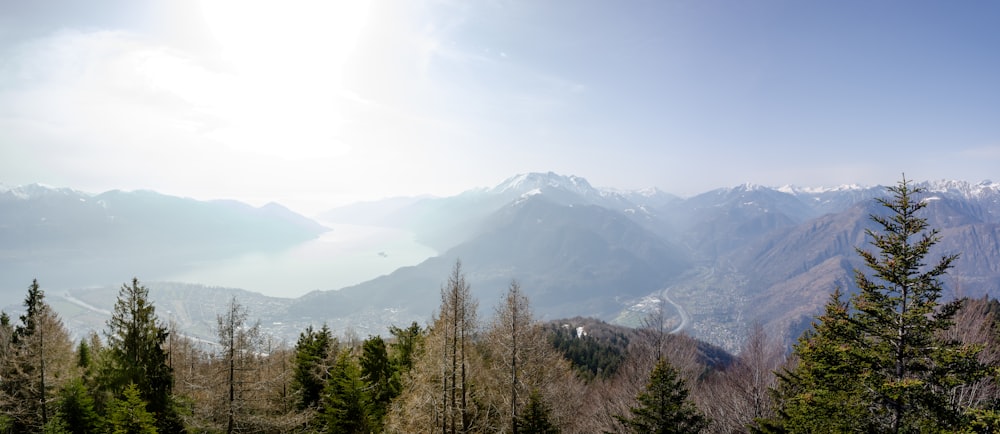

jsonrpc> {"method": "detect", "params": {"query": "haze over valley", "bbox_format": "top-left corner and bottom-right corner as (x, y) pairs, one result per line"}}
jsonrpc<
(6, 173), (1000, 352)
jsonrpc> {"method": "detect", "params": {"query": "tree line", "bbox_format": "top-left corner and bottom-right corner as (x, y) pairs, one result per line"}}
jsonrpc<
(2, 177), (1000, 432)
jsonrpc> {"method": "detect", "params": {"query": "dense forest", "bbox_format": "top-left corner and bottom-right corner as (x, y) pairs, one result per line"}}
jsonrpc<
(3, 178), (1000, 433)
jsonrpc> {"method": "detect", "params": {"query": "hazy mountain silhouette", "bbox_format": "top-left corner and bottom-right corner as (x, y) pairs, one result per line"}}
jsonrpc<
(306, 176), (1000, 349)
(8, 176), (1000, 351)
(0, 184), (327, 305)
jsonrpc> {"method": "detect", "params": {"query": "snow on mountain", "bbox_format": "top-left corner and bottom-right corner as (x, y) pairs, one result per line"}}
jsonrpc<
(765, 180), (1000, 202)
(486, 173), (682, 220)
(602, 186), (677, 202)
(733, 182), (767, 192)
(521, 188), (543, 198)
(486, 172), (625, 212)
(489, 172), (598, 197)
(630, 186), (669, 198)
(776, 184), (869, 195)
(922, 179), (1000, 199)
(0, 183), (88, 201)
(917, 180), (1000, 221)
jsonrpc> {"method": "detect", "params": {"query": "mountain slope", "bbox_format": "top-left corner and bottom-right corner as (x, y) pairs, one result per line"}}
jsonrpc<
(291, 177), (1000, 351)
(657, 184), (817, 260)
(317, 172), (671, 251)
(0, 185), (328, 304)
(8, 176), (1000, 354)
(669, 189), (1000, 346)
(287, 194), (691, 328)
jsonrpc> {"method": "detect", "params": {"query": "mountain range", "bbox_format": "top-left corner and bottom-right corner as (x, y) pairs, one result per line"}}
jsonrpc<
(4, 174), (1000, 351)
(0, 184), (328, 306)
(293, 173), (1000, 350)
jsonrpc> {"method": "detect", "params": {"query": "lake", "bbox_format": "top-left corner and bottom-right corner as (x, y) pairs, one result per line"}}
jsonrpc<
(164, 223), (437, 298)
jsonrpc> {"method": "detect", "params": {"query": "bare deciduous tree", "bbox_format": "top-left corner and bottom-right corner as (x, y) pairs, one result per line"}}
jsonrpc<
(385, 260), (481, 433)
(480, 281), (586, 433)
(216, 296), (263, 433)
(942, 296), (1000, 409)
(701, 323), (784, 433)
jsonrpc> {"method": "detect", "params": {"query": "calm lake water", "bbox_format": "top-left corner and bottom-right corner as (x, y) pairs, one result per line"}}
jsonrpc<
(165, 223), (437, 298)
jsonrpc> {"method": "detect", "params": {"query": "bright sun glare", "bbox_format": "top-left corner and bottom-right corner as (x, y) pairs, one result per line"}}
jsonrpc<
(159, 0), (375, 160)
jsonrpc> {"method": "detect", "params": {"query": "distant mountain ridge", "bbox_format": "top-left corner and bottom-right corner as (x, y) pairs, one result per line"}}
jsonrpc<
(308, 174), (1000, 351)
(7, 175), (1000, 353)
(0, 184), (328, 305)
(292, 193), (690, 324)
(1, 184), (327, 250)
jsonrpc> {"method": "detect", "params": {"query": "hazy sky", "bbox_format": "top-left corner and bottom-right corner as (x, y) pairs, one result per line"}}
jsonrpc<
(2, 0), (998, 214)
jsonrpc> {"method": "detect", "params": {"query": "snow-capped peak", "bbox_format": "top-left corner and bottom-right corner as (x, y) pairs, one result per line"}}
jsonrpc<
(922, 179), (1000, 199)
(735, 182), (764, 192)
(777, 184), (868, 195)
(633, 186), (665, 197)
(490, 172), (597, 196)
(601, 186), (666, 198)
(0, 183), (88, 200)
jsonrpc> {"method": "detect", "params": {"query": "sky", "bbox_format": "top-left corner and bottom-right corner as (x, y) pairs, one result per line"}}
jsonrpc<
(1, 0), (998, 215)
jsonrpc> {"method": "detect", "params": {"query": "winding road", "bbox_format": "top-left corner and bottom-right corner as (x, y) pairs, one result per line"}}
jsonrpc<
(60, 291), (112, 316)
(661, 286), (690, 334)
(658, 265), (714, 334)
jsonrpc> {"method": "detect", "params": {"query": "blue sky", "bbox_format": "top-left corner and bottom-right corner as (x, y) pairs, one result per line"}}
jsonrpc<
(1, 0), (998, 214)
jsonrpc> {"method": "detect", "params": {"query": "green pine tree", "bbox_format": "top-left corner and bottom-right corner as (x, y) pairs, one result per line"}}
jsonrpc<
(388, 321), (423, 374)
(850, 177), (985, 432)
(762, 177), (989, 433)
(617, 357), (707, 434)
(322, 350), (372, 434)
(107, 384), (158, 434)
(360, 334), (400, 429)
(76, 339), (91, 371)
(292, 324), (337, 411)
(45, 378), (105, 434)
(516, 390), (560, 434)
(102, 278), (181, 433)
(2, 280), (75, 433)
(759, 289), (874, 433)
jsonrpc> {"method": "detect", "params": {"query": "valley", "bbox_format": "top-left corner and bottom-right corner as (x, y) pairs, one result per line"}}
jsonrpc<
(5, 174), (1000, 354)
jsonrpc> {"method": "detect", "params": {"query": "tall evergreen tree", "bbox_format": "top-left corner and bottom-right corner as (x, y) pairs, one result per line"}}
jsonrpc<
(360, 334), (399, 429)
(616, 357), (707, 434)
(853, 177), (983, 431)
(0, 280), (75, 432)
(102, 278), (180, 433)
(76, 340), (91, 373)
(292, 324), (337, 411)
(760, 289), (873, 433)
(322, 350), (372, 434)
(763, 177), (988, 433)
(107, 384), (158, 434)
(15, 279), (46, 339)
(388, 321), (423, 374)
(46, 378), (105, 434)
(516, 390), (560, 434)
